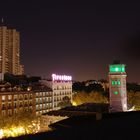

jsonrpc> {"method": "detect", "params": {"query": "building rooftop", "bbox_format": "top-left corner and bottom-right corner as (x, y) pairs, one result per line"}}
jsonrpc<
(5, 110), (140, 140)
(31, 84), (52, 92)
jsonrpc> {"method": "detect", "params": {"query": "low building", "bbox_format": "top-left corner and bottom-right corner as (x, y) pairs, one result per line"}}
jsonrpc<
(40, 74), (73, 110)
(0, 91), (35, 116)
(32, 84), (53, 116)
(0, 74), (73, 116)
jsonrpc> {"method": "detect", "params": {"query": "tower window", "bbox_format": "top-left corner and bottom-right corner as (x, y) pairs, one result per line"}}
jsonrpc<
(111, 80), (121, 86)
(114, 91), (118, 95)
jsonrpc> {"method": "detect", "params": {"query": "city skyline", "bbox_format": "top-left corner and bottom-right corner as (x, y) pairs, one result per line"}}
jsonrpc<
(0, 0), (140, 82)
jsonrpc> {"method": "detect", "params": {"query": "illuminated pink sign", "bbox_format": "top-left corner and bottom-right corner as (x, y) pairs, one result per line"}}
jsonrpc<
(52, 74), (72, 81)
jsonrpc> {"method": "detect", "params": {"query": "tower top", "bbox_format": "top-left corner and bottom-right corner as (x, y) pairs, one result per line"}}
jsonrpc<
(109, 63), (125, 73)
(112, 60), (120, 64)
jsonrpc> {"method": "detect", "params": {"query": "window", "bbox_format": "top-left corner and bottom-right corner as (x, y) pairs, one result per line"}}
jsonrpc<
(36, 98), (38, 103)
(118, 81), (121, 85)
(2, 96), (5, 101)
(24, 94), (28, 100)
(19, 95), (23, 100)
(36, 92), (39, 96)
(8, 95), (12, 100)
(29, 94), (32, 99)
(14, 95), (17, 100)
(114, 91), (118, 95)
(2, 104), (5, 110)
(40, 104), (42, 108)
(14, 102), (17, 108)
(14, 109), (17, 114)
(36, 105), (39, 110)
(39, 92), (42, 96)
(8, 110), (12, 116)
(111, 80), (121, 86)
(29, 101), (32, 106)
(8, 103), (12, 109)
(2, 111), (6, 116)
(19, 102), (23, 107)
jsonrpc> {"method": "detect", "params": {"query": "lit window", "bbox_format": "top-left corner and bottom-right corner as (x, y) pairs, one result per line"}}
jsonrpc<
(2, 96), (5, 101)
(121, 67), (125, 72)
(112, 80), (121, 86)
(115, 68), (119, 71)
(40, 104), (42, 108)
(36, 98), (38, 102)
(118, 81), (121, 85)
(114, 91), (118, 95)
(114, 81), (117, 85)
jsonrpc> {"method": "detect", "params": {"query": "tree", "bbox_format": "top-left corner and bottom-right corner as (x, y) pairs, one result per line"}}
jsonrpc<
(0, 111), (42, 138)
(72, 91), (108, 106)
(72, 82), (85, 92)
(58, 96), (72, 108)
(127, 83), (140, 93)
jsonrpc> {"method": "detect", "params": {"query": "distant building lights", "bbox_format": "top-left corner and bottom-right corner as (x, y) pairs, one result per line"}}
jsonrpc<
(52, 74), (72, 81)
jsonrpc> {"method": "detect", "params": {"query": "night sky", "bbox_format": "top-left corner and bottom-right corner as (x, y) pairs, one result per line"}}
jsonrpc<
(1, 0), (140, 82)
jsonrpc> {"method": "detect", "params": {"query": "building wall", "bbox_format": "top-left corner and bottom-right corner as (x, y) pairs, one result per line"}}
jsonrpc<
(0, 91), (35, 116)
(52, 81), (72, 110)
(40, 79), (73, 110)
(0, 80), (72, 116)
(35, 91), (53, 116)
(109, 74), (127, 112)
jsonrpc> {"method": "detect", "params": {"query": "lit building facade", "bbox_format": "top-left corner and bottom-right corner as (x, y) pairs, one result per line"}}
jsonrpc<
(0, 74), (73, 116)
(0, 91), (35, 116)
(0, 25), (24, 75)
(34, 89), (53, 116)
(40, 74), (73, 110)
(109, 62), (127, 112)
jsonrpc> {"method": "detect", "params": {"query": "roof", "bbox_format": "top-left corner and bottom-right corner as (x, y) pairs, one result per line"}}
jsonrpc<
(6, 110), (140, 140)
(31, 85), (52, 92)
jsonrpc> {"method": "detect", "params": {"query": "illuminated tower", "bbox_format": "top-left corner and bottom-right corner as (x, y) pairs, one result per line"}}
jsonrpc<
(109, 61), (127, 112)
(0, 24), (24, 75)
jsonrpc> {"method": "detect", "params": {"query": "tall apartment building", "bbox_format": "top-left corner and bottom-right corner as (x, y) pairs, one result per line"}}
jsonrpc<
(0, 25), (24, 76)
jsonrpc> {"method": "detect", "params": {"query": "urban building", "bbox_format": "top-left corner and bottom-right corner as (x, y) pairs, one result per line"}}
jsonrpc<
(0, 73), (73, 116)
(0, 25), (24, 76)
(0, 91), (35, 116)
(32, 84), (53, 116)
(40, 74), (73, 110)
(109, 61), (127, 112)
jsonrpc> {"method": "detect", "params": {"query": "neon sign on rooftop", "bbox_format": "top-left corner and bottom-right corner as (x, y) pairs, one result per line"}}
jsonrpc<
(52, 74), (72, 81)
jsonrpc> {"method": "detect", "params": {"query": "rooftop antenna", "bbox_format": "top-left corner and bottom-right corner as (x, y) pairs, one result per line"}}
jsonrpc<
(2, 18), (4, 23)
(1, 18), (4, 26)
(113, 60), (120, 64)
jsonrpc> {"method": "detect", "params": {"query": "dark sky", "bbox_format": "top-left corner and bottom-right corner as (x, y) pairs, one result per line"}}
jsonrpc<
(1, 0), (140, 82)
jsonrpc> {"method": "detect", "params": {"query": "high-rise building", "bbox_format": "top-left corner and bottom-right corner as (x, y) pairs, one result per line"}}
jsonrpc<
(0, 25), (24, 76)
(109, 61), (127, 112)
